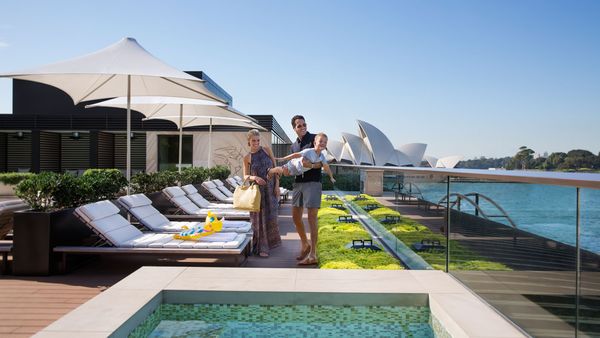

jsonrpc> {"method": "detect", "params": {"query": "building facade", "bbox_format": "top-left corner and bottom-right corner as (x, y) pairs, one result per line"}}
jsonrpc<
(0, 72), (291, 175)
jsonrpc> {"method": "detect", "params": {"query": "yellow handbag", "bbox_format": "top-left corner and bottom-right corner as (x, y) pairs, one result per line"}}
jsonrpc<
(233, 178), (261, 212)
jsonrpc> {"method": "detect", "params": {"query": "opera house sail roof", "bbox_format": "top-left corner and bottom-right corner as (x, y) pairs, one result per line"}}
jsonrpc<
(328, 120), (462, 168)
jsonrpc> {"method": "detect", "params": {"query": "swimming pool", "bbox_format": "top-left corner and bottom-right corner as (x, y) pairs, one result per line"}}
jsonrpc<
(35, 267), (526, 337)
(131, 303), (437, 337)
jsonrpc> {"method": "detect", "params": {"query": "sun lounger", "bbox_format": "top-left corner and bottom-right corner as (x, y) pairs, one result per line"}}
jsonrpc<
(163, 186), (249, 219)
(0, 199), (29, 239)
(181, 184), (235, 209)
(0, 240), (12, 274)
(225, 177), (240, 190)
(412, 239), (445, 252)
(212, 179), (234, 198)
(201, 181), (234, 203)
(53, 200), (251, 271)
(234, 175), (243, 185)
(118, 194), (251, 233)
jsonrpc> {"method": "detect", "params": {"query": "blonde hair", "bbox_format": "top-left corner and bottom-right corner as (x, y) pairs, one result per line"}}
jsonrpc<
(247, 129), (261, 146)
(315, 132), (328, 140)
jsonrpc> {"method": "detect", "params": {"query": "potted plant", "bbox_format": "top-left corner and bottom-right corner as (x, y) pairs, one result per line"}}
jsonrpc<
(12, 170), (127, 275)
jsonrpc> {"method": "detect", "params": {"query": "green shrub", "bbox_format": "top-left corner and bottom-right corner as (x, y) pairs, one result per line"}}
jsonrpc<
(15, 172), (61, 211)
(180, 167), (209, 185)
(208, 165), (231, 180)
(82, 169), (128, 201)
(0, 172), (35, 185)
(279, 176), (294, 190)
(15, 172), (91, 211)
(131, 170), (182, 194)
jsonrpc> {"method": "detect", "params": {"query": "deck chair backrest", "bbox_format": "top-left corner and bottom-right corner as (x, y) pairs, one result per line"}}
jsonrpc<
(181, 184), (211, 208)
(163, 186), (202, 214)
(234, 176), (243, 185)
(75, 200), (142, 247)
(212, 180), (233, 197)
(225, 177), (240, 188)
(201, 181), (229, 202)
(118, 194), (171, 232)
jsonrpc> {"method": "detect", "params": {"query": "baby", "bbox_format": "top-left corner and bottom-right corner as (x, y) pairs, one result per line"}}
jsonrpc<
(269, 132), (335, 183)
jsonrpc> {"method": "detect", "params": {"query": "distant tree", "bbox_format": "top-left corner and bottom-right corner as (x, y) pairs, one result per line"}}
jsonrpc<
(543, 152), (567, 170)
(456, 157), (512, 169)
(507, 146), (535, 170)
(560, 149), (597, 170)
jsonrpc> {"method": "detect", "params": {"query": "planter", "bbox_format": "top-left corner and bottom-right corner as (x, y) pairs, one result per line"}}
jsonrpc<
(0, 183), (16, 196)
(12, 208), (93, 275)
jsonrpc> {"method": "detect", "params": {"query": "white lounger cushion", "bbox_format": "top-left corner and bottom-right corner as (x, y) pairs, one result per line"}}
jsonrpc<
(164, 186), (187, 198)
(234, 176), (243, 185)
(181, 184), (234, 209)
(167, 220), (247, 232)
(213, 180), (234, 197)
(121, 233), (245, 249)
(163, 187), (249, 218)
(201, 181), (234, 203)
(226, 178), (240, 188)
(118, 194), (153, 209)
(76, 200), (246, 249)
(76, 200), (121, 223)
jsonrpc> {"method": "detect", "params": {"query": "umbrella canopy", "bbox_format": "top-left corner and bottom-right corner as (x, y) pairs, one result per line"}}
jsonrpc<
(0, 37), (222, 104)
(0, 37), (225, 191)
(87, 96), (265, 170)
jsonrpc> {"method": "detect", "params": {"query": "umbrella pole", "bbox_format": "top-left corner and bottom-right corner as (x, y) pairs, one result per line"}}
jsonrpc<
(208, 118), (212, 168)
(126, 75), (131, 195)
(178, 104), (183, 175)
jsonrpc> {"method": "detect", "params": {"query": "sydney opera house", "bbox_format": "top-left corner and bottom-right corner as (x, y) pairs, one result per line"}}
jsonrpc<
(326, 120), (462, 168)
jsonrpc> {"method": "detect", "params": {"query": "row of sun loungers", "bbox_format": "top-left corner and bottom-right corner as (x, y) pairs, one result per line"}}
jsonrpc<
(118, 193), (251, 233)
(8, 176), (288, 273)
(53, 179), (260, 272)
(54, 190), (253, 272)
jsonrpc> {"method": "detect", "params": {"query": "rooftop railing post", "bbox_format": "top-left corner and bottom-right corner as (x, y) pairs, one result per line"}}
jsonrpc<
(445, 175), (450, 273)
(576, 187), (580, 338)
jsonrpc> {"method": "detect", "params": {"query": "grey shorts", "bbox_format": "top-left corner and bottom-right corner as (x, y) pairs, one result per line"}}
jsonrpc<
(292, 182), (322, 209)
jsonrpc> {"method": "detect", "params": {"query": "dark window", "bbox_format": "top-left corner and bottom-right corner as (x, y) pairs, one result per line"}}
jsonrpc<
(157, 135), (192, 171)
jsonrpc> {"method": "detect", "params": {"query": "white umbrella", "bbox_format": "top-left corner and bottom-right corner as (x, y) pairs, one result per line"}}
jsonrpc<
(0, 37), (224, 191)
(86, 96), (265, 171)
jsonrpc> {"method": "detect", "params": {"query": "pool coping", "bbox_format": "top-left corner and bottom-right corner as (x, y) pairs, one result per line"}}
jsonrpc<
(33, 267), (527, 338)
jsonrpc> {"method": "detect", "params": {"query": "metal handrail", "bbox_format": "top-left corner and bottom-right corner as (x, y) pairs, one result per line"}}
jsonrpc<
(438, 192), (517, 228)
(333, 164), (600, 190)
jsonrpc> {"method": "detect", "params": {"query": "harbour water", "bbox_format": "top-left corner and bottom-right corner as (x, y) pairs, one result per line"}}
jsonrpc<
(414, 182), (600, 254)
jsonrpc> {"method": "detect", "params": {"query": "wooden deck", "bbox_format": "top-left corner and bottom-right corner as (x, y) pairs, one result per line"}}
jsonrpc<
(0, 202), (313, 337)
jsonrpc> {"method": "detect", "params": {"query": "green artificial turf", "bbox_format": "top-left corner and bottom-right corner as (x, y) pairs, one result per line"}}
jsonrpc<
(316, 206), (403, 270)
(344, 194), (511, 271)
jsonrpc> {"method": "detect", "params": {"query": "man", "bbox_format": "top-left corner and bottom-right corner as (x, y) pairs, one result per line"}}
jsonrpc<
(290, 115), (322, 265)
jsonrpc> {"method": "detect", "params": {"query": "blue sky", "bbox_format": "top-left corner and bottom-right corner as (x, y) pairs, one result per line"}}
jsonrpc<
(0, 0), (598, 159)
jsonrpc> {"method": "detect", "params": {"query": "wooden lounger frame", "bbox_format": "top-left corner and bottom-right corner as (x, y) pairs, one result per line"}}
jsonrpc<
(53, 236), (251, 273)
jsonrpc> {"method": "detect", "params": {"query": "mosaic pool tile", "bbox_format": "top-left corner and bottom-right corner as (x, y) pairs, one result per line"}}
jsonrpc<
(130, 304), (448, 337)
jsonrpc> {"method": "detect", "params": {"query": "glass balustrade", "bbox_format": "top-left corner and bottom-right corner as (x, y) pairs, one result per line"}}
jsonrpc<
(333, 167), (599, 337)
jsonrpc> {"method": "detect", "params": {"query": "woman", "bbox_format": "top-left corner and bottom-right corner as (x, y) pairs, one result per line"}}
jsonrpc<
(242, 129), (281, 257)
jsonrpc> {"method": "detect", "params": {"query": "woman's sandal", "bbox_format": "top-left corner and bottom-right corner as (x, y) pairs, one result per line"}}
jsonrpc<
(297, 256), (318, 266)
(296, 245), (311, 260)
